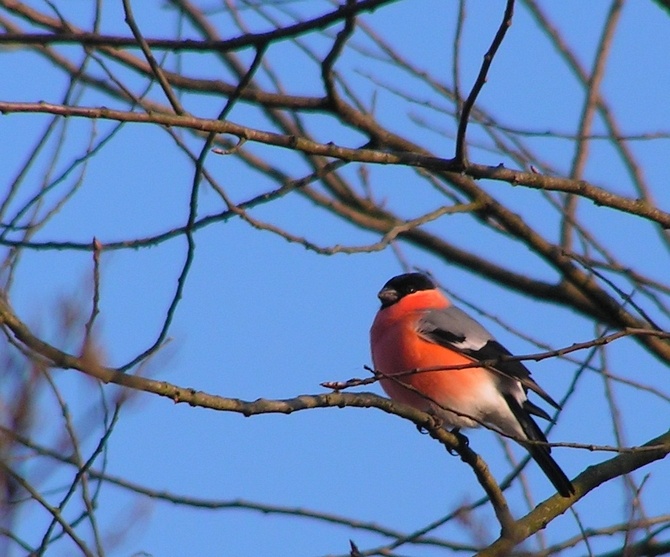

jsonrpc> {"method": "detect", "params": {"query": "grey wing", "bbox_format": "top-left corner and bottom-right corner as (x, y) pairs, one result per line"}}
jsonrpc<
(418, 306), (494, 353)
(418, 306), (561, 413)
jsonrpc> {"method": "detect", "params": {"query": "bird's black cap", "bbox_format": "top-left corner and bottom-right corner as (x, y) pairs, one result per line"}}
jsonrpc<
(377, 273), (436, 308)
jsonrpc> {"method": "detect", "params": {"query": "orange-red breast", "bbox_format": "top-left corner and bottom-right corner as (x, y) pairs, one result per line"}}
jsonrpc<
(370, 272), (574, 497)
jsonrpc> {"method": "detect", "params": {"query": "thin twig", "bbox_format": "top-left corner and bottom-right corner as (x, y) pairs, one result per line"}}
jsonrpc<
(454, 0), (515, 167)
(121, 0), (184, 114)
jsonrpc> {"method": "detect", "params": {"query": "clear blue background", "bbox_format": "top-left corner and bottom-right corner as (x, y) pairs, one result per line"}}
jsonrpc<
(1, 1), (669, 555)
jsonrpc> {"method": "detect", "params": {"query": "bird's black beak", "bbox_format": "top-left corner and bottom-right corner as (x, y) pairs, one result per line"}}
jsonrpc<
(377, 287), (399, 308)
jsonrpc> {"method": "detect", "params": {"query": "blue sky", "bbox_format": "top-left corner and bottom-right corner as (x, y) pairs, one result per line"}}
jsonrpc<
(1, 1), (670, 555)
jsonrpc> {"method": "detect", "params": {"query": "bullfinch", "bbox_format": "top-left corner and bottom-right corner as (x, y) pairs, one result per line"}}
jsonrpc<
(370, 272), (574, 497)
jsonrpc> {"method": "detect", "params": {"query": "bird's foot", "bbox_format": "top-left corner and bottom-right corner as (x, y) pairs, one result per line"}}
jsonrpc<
(416, 414), (443, 435)
(447, 428), (469, 455)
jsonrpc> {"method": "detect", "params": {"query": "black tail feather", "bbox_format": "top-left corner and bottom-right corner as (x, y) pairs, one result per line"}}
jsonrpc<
(522, 440), (575, 497)
(504, 395), (575, 497)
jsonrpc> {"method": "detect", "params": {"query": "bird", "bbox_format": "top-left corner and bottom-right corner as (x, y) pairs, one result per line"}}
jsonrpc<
(370, 272), (575, 497)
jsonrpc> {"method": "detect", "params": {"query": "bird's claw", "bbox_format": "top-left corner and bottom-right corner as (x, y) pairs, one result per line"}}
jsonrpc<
(416, 414), (443, 435)
(447, 428), (469, 455)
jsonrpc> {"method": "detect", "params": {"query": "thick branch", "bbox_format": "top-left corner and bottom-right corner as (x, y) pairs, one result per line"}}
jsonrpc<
(0, 0), (397, 51)
(477, 429), (670, 556)
(1, 101), (668, 231)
